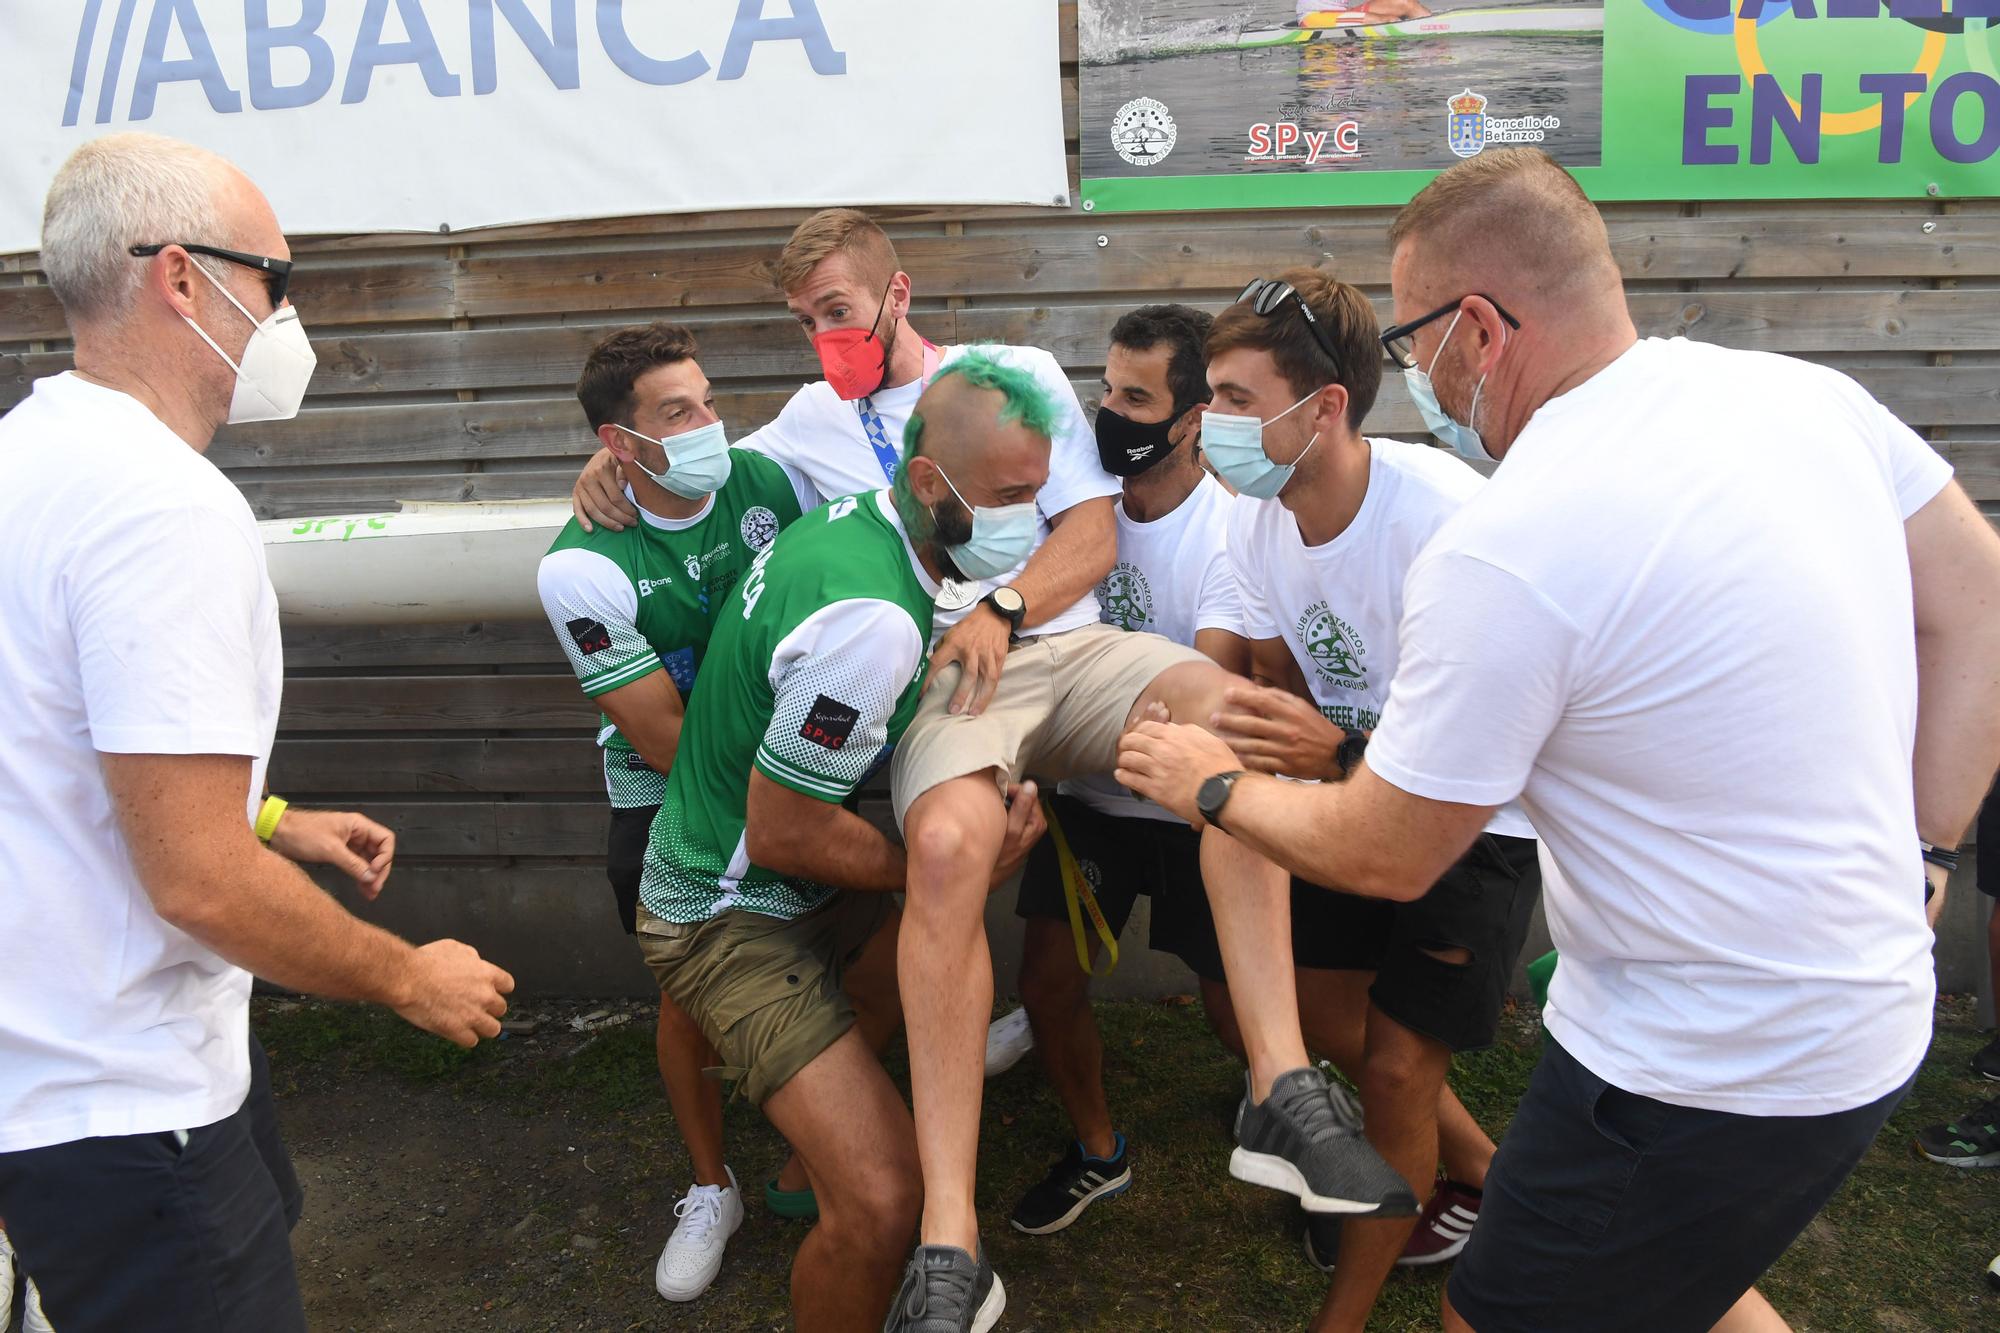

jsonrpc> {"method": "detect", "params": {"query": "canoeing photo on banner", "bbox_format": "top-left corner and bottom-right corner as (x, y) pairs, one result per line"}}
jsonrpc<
(1081, 0), (2000, 210)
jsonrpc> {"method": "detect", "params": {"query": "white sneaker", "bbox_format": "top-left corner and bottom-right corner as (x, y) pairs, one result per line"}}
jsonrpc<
(985, 1007), (1034, 1078)
(654, 1166), (743, 1302)
(1, 1227), (15, 1330)
(25, 1278), (55, 1333)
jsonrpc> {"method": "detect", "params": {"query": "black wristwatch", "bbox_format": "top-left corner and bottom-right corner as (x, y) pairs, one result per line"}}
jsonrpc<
(1197, 770), (1246, 827)
(982, 586), (1028, 637)
(1334, 729), (1369, 780)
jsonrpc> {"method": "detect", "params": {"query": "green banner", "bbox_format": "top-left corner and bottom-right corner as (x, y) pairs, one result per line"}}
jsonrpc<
(1079, 1), (2000, 211)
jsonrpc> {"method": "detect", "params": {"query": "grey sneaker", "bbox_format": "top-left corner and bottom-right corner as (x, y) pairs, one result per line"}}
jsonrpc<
(882, 1244), (1005, 1333)
(1231, 1067), (1419, 1217)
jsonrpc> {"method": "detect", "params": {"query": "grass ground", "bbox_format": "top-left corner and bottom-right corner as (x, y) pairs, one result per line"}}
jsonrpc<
(260, 994), (2000, 1332)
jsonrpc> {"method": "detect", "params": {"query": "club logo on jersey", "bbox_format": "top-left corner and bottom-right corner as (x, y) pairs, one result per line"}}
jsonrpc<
(1112, 97), (1177, 167)
(638, 575), (672, 598)
(1098, 562), (1154, 633)
(685, 554), (704, 580)
(1297, 602), (1368, 691)
(659, 646), (697, 694)
(741, 506), (780, 551)
(800, 694), (862, 750)
(566, 617), (612, 656)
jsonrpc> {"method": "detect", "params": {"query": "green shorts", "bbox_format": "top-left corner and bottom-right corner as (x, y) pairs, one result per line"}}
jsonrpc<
(634, 893), (892, 1106)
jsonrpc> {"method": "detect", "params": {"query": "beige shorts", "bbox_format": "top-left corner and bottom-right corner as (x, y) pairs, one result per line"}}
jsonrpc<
(634, 893), (892, 1106)
(890, 623), (1209, 826)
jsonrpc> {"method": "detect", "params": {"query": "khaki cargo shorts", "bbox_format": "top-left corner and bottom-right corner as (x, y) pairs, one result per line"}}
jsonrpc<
(634, 892), (892, 1106)
(889, 623), (1209, 826)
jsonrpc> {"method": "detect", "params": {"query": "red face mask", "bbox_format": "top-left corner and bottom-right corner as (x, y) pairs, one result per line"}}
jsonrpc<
(811, 279), (896, 401)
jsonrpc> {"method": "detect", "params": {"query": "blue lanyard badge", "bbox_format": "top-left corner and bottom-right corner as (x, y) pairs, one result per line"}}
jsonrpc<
(856, 397), (901, 484)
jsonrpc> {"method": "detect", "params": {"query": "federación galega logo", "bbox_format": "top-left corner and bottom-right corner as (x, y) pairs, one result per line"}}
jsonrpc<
(1098, 561), (1155, 632)
(1448, 88), (1489, 158)
(1297, 601), (1368, 690)
(1112, 97), (1178, 166)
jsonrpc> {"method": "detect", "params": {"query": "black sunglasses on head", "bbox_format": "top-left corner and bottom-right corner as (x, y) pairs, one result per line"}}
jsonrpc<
(1237, 277), (1343, 377)
(1380, 295), (1520, 370)
(130, 242), (293, 308)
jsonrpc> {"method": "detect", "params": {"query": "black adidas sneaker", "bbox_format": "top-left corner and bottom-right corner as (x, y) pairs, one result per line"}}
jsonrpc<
(1010, 1134), (1132, 1235)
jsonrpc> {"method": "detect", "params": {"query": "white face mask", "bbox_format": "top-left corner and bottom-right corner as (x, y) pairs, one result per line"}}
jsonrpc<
(182, 262), (317, 424)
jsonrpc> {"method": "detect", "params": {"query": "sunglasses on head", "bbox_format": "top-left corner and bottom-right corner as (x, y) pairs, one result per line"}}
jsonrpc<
(130, 242), (293, 309)
(1236, 277), (1344, 378)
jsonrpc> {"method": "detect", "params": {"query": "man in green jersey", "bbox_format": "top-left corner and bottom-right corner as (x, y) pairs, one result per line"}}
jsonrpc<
(537, 323), (816, 1305)
(633, 353), (1050, 1333)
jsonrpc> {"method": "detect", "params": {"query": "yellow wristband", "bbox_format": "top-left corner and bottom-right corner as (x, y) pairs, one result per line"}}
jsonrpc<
(255, 796), (289, 843)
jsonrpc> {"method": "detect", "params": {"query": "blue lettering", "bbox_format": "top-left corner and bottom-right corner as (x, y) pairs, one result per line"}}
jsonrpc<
(472, 0), (580, 96)
(130, 0), (241, 121)
(343, 0), (462, 105)
(64, 0), (106, 127)
(597, 0), (708, 84)
(1886, 0), (1944, 15)
(1662, 0), (1728, 16)
(1825, 0), (1874, 16)
(1682, 74), (1740, 165)
(96, 0), (143, 125)
(1930, 71), (2000, 166)
(717, 0), (846, 81)
(1750, 71), (1819, 164)
(247, 0), (335, 111)
(1740, 0), (1813, 18)
(1861, 71), (1927, 163)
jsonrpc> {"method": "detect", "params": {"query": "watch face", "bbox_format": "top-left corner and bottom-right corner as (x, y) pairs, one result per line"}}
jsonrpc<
(994, 587), (1025, 615)
(1198, 773), (1232, 816)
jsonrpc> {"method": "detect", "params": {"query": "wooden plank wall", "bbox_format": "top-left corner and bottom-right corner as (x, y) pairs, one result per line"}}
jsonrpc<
(2, 6), (1993, 992)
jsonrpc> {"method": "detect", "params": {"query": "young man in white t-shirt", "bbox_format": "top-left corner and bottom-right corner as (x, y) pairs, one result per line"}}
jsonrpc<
(1196, 270), (1541, 1328)
(1005, 304), (1257, 1235)
(0, 135), (514, 1333)
(1117, 149), (2000, 1333)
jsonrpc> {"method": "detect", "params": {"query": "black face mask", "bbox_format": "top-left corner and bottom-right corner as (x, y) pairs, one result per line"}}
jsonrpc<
(1094, 403), (1182, 477)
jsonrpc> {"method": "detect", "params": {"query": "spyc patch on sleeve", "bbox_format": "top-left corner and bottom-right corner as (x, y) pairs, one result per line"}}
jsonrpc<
(800, 695), (861, 750)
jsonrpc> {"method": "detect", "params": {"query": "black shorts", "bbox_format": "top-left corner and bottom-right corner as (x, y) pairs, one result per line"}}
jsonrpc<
(0, 1033), (307, 1333)
(1449, 1036), (1912, 1332)
(606, 803), (659, 935)
(1015, 793), (1214, 975)
(1978, 782), (1998, 900)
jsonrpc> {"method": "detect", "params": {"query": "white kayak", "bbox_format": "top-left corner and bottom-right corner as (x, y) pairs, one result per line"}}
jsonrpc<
(260, 499), (569, 625)
(1091, 6), (1603, 62)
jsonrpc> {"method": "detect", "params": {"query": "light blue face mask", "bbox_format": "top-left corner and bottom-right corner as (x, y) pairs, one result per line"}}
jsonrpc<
(1403, 311), (1496, 464)
(934, 464), (1040, 580)
(1198, 389), (1322, 500)
(617, 418), (733, 500)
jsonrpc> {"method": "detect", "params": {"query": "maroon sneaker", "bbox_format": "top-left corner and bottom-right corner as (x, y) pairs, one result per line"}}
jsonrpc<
(1397, 1179), (1480, 1267)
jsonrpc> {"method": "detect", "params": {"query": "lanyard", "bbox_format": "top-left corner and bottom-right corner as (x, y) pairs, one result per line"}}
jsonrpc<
(1044, 796), (1120, 977)
(851, 340), (947, 485)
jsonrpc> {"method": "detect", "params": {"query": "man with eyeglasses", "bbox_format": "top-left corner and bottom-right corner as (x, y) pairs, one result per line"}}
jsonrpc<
(1121, 148), (2000, 1333)
(0, 134), (515, 1332)
(1176, 268), (1541, 1331)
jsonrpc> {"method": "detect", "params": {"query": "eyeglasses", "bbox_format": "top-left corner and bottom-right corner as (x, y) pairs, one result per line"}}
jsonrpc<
(129, 242), (293, 308)
(1236, 278), (1343, 377)
(1380, 296), (1520, 370)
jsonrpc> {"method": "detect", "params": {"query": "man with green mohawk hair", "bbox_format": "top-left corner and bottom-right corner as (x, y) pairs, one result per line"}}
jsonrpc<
(630, 351), (1052, 1333)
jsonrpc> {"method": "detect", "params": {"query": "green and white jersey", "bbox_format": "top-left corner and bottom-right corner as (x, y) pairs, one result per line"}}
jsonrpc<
(640, 489), (939, 923)
(536, 448), (812, 808)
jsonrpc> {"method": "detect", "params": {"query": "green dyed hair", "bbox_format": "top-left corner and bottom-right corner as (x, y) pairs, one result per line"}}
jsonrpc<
(893, 348), (1059, 540)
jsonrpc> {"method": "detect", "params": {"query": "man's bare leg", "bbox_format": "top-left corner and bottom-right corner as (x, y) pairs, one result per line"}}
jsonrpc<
(1315, 1008), (1453, 1332)
(1019, 917), (1117, 1159)
(763, 1027), (923, 1332)
(656, 991), (729, 1187)
(1709, 1288), (1791, 1333)
(901, 773), (1008, 1251)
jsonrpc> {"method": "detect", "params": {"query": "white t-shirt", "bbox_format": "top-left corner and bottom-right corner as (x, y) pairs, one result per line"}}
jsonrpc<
(744, 342), (1120, 635)
(1228, 438), (1533, 839)
(0, 373), (283, 1153)
(1066, 473), (1247, 821)
(1366, 338), (1951, 1117)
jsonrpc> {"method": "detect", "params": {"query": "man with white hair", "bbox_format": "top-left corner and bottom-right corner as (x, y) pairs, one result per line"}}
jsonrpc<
(0, 133), (516, 1332)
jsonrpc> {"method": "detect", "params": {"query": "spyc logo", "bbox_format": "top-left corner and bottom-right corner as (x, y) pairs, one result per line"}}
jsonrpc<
(1447, 89), (1489, 158)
